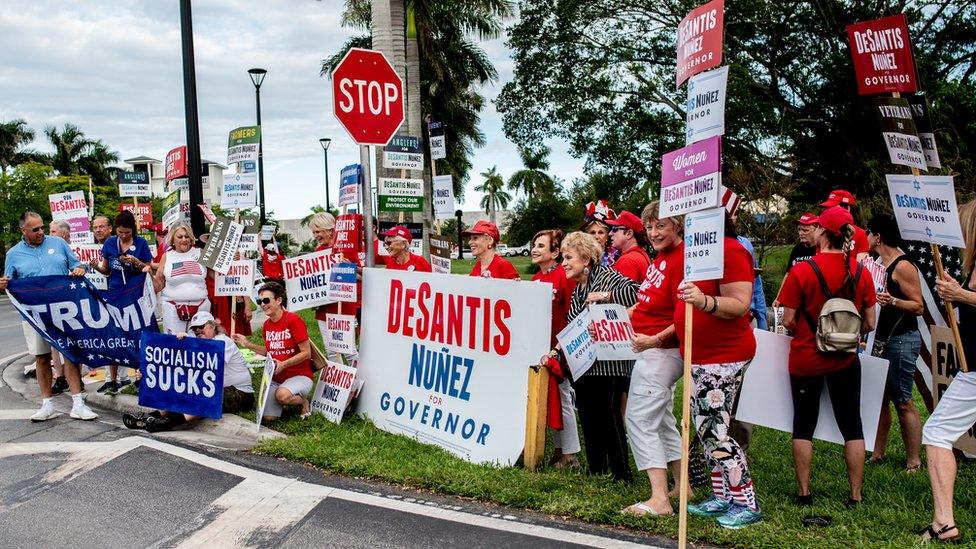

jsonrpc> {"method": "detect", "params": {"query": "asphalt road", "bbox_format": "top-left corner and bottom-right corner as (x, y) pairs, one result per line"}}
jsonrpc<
(0, 297), (673, 549)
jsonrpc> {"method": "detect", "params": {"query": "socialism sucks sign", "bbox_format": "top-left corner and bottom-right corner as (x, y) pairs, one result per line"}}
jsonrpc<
(846, 13), (917, 95)
(356, 269), (551, 465)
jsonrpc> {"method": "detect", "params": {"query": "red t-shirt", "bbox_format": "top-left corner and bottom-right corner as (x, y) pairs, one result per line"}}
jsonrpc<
(532, 264), (575, 346)
(674, 238), (757, 364)
(470, 255), (519, 280)
(613, 246), (651, 283)
(262, 248), (284, 279)
(384, 253), (432, 272)
(631, 245), (682, 348)
(778, 252), (877, 376)
(852, 225), (869, 257)
(263, 310), (313, 383)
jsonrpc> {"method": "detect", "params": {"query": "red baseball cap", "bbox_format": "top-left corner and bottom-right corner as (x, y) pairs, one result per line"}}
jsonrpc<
(606, 210), (642, 233)
(816, 206), (854, 235)
(462, 220), (501, 243)
(797, 212), (817, 226)
(820, 189), (856, 207)
(381, 225), (412, 243)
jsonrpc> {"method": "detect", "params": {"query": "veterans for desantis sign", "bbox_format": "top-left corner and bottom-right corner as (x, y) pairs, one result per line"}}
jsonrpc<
(873, 97), (926, 171)
(886, 175), (965, 248)
(676, 0), (724, 87)
(139, 332), (224, 419)
(846, 13), (917, 95)
(357, 269), (551, 465)
(660, 136), (722, 218)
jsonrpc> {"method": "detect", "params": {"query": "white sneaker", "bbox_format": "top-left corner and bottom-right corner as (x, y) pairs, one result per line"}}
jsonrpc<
(69, 402), (98, 421)
(30, 401), (58, 422)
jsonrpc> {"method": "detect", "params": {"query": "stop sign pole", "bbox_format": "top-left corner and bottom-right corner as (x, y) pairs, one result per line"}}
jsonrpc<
(331, 48), (405, 268)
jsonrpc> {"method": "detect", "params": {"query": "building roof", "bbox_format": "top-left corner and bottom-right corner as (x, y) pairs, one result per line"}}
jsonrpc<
(124, 156), (161, 164)
(202, 159), (227, 170)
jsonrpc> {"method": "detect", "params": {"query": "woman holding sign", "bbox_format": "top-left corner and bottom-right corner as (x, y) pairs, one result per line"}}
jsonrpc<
(234, 282), (314, 420)
(562, 231), (638, 481)
(151, 223), (211, 335)
(676, 214), (762, 529)
(621, 202), (685, 516)
(778, 206), (876, 510)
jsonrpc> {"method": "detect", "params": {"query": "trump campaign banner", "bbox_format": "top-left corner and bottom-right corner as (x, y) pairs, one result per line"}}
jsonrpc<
(846, 13), (917, 95)
(283, 248), (340, 311)
(357, 269), (551, 465)
(676, 0), (724, 87)
(8, 276), (158, 368)
(139, 332), (224, 419)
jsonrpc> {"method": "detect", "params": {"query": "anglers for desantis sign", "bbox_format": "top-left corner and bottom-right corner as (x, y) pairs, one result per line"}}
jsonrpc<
(659, 136), (722, 218)
(331, 48), (405, 146)
(383, 135), (424, 170)
(118, 171), (151, 198)
(846, 13), (918, 96)
(139, 332), (224, 419)
(356, 269), (551, 465)
(676, 0), (724, 87)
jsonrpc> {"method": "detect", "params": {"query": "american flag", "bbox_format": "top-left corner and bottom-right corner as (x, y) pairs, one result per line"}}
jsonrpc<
(901, 240), (964, 410)
(171, 260), (203, 277)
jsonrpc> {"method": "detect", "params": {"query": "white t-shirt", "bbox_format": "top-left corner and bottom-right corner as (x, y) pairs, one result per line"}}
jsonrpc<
(214, 333), (254, 393)
(160, 247), (208, 303)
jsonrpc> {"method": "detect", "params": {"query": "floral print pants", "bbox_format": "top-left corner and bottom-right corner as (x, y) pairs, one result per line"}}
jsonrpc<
(691, 360), (759, 511)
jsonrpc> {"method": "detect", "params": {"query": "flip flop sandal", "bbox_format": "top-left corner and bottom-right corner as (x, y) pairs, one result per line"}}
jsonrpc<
(122, 413), (148, 430)
(621, 502), (673, 517)
(918, 524), (961, 543)
(906, 463), (924, 474)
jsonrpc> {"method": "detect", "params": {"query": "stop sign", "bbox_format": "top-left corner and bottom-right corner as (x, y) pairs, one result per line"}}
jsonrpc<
(332, 48), (405, 146)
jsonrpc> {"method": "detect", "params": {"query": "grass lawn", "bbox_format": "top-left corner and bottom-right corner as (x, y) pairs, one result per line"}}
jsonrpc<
(451, 256), (535, 279)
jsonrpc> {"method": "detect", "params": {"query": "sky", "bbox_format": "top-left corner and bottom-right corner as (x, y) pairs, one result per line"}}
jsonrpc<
(0, 0), (585, 220)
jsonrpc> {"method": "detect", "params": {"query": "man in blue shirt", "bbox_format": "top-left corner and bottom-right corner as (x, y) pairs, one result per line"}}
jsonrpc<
(0, 211), (98, 422)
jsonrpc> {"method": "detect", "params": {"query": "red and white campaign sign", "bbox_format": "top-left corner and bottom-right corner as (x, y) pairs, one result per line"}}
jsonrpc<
(165, 145), (187, 181)
(589, 304), (639, 361)
(332, 48), (405, 146)
(333, 213), (362, 263)
(846, 13), (917, 95)
(120, 203), (152, 228)
(356, 269), (551, 465)
(283, 248), (340, 311)
(676, 0), (724, 87)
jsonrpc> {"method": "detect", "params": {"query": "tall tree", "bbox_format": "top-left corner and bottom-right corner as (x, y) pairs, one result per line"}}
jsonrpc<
(44, 123), (119, 185)
(497, 1), (976, 212)
(0, 119), (37, 173)
(475, 165), (509, 223)
(506, 145), (554, 198)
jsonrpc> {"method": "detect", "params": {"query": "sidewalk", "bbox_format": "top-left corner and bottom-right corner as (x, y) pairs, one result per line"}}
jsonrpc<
(1, 352), (284, 446)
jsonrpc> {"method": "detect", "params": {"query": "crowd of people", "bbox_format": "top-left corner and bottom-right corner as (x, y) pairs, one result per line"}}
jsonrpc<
(2, 185), (975, 541)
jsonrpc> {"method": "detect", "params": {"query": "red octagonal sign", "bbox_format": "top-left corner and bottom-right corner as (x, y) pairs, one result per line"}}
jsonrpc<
(332, 48), (405, 146)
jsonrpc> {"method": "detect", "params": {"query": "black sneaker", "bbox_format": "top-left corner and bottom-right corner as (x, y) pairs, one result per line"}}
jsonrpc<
(116, 379), (132, 392)
(97, 381), (118, 394)
(51, 376), (69, 395)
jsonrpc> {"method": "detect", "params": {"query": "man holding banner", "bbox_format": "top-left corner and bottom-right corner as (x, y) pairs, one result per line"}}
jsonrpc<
(0, 211), (98, 422)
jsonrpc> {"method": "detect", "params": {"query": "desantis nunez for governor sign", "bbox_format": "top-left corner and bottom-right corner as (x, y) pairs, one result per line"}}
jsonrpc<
(356, 269), (551, 465)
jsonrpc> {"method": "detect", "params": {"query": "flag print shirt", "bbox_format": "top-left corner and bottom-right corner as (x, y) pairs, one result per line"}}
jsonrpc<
(160, 247), (208, 303)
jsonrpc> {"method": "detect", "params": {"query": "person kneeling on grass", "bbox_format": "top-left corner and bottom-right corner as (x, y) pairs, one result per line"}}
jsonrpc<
(233, 282), (314, 421)
(123, 311), (255, 432)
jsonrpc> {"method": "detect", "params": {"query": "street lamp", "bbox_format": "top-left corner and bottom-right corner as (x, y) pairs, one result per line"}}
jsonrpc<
(319, 137), (332, 210)
(248, 67), (268, 224)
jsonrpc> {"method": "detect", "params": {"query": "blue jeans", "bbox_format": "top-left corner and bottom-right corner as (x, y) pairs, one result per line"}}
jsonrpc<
(882, 330), (921, 404)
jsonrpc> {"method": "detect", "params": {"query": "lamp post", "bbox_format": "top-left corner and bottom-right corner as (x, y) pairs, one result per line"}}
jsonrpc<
(319, 137), (332, 210)
(248, 67), (267, 224)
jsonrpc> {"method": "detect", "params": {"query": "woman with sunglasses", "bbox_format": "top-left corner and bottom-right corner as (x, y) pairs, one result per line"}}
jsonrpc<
(234, 282), (314, 421)
(381, 225), (431, 272)
(122, 311), (254, 432)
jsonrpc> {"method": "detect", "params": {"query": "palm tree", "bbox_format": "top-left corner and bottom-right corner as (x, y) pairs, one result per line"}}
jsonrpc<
(0, 119), (37, 173)
(300, 205), (328, 227)
(44, 124), (119, 184)
(507, 146), (554, 198)
(475, 166), (509, 224)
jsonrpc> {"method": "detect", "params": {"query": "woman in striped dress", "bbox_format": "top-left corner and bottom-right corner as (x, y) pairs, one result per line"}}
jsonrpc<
(560, 231), (638, 481)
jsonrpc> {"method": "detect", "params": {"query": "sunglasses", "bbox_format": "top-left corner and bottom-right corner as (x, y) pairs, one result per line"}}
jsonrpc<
(256, 297), (273, 305)
(27, 226), (44, 233)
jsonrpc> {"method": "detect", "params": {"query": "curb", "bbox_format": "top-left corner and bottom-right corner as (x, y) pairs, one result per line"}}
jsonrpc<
(0, 353), (284, 442)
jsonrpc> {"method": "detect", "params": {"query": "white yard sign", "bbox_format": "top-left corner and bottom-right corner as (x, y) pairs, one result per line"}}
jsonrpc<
(685, 66), (728, 145)
(886, 174), (965, 248)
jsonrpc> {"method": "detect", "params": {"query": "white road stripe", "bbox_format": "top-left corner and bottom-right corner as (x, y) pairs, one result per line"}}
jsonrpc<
(0, 409), (41, 420)
(1, 438), (662, 549)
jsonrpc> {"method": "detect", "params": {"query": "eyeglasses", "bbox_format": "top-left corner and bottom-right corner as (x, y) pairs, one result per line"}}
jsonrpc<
(27, 226), (44, 233)
(256, 297), (273, 305)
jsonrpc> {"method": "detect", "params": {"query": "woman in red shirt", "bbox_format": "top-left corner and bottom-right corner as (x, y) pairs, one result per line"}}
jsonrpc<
(622, 202), (684, 517)
(234, 281), (315, 421)
(464, 221), (519, 279)
(779, 206), (877, 508)
(676, 215), (761, 529)
(381, 225), (432, 272)
(531, 228), (579, 469)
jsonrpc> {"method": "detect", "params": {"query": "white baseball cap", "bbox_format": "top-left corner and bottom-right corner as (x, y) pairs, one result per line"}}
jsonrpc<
(188, 311), (215, 328)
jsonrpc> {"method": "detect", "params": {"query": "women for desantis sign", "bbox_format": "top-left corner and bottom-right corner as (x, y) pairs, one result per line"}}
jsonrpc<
(660, 136), (722, 218)
(139, 332), (224, 419)
(356, 269), (551, 465)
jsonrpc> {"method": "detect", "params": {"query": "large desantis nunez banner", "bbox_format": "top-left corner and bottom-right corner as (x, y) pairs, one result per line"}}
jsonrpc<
(356, 269), (552, 465)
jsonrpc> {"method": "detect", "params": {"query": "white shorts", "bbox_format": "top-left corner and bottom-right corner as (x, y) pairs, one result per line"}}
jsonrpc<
(22, 321), (51, 356)
(262, 375), (314, 419)
(923, 371), (976, 450)
(625, 347), (683, 470)
(160, 299), (211, 335)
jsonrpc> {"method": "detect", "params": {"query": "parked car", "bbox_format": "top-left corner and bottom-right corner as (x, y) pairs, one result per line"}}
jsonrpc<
(503, 243), (530, 257)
